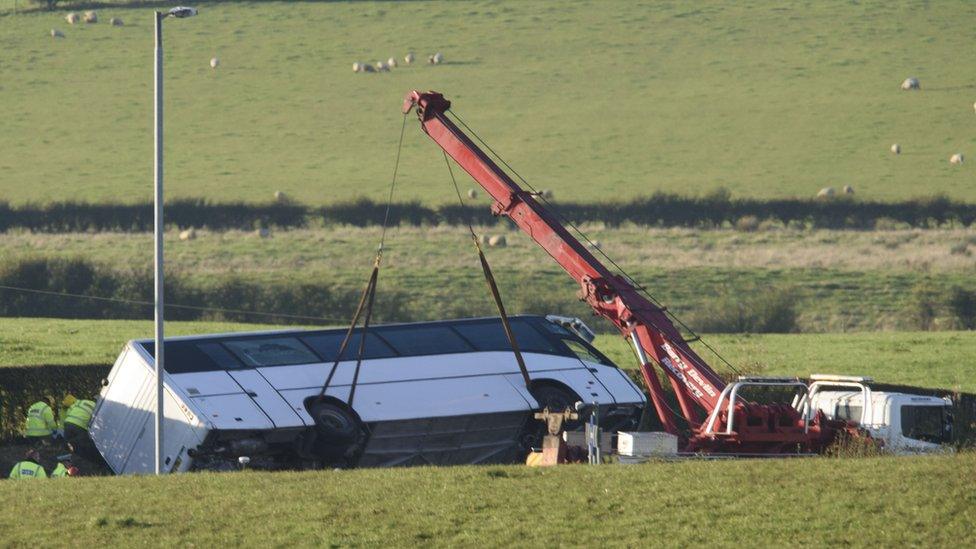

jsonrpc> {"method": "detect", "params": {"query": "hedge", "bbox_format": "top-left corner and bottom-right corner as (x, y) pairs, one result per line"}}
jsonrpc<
(1, 194), (975, 232)
(0, 365), (109, 441)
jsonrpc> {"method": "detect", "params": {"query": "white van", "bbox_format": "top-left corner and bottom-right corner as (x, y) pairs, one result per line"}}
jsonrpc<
(89, 315), (646, 474)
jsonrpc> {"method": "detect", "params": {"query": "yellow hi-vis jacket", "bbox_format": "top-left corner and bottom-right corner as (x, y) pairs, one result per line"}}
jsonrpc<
(24, 401), (56, 437)
(64, 400), (96, 430)
(8, 461), (47, 479)
(51, 463), (70, 478)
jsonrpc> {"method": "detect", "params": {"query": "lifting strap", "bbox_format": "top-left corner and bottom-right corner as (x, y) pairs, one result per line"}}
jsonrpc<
(443, 151), (532, 388)
(316, 114), (408, 406)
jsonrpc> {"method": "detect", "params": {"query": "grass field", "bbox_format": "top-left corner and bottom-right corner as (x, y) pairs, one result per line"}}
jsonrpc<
(1, 453), (973, 546)
(3, 225), (975, 331)
(3, 318), (975, 392)
(1, 1), (975, 206)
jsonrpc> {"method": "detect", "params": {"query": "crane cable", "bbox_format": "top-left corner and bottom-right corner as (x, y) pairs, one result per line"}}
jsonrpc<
(443, 152), (532, 389)
(445, 110), (742, 377)
(317, 113), (408, 406)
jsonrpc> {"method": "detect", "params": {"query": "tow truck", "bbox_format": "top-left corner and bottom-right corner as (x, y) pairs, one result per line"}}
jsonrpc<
(403, 90), (953, 456)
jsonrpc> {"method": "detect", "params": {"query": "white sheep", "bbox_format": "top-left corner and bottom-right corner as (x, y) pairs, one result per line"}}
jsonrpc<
(352, 62), (363, 73)
(973, 101), (976, 114)
(842, 185), (855, 195)
(890, 143), (901, 155)
(374, 61), (388, 72)
(210, 57), (219, 69)
(950, 153), (964, 165)
(430, 52), (444, 64)
(900, 77), (920, 91)
(488, 234), (507, 247)
(466, 189), (478, 199)
(274, 190), (287, 202)
(404, 52), (415, 64)
(178, 228), (196, 241)
(387, 57), (398, 69)
(817, 187), (836, 198)
(110, 17), (123, 26)
(83, 11), (98, 24)
(50, 29), (65, 38)
(65, 13), (79, 24)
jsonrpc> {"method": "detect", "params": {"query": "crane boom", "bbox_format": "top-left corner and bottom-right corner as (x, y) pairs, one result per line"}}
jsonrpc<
(404, 90), (839, 453)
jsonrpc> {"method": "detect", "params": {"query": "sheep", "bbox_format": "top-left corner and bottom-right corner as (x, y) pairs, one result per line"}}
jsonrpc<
(274, 190), (287, 202)
(816, 187), (836, 198)
(387, 57), (398, 69)
(178, 228), (196, 241)
(488, 234), (507, 247)
(352, 62), (363, 73)
(466, 188), (478, 199)
(362, 63), (376, 73)
(900, 77), (920, 91)
(973, 101), (976, 114)
(83, 11), (98, 24)
(428, 52), (444, 65)
(374, 61), (388, 72)
(65, 13), (79, 25)
(50, 29), (65, 38)
(210, 57), (219, 69)
(404, 52), (415, 64)
(110, 17), (123, 27)
(539, 189), (554, 199)
(890, 143), (901, 155)
(950, 153), (964, 165)
(842, 185), (855, 195)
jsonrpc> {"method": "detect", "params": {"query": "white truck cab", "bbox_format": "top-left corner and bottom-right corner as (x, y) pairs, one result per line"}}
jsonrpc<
(802, 374), (953, 454)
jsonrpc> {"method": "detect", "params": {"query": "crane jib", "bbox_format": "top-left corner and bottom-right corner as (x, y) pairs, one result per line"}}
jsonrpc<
(403, 90), (842, 454)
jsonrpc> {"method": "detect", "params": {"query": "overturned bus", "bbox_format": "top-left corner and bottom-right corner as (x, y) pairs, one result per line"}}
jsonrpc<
(90, 315), (646, 474)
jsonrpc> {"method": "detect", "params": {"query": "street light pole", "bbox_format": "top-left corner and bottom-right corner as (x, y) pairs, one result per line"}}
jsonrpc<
(153, 9), (165, 477)
(153, 6), (197, 476)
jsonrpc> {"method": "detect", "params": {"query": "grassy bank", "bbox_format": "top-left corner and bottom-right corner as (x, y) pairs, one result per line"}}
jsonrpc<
(2, 226), (975, 331)
(3, 318), (975, 392)
(1, 454), (973, 546)
(1, 1), (975, 205)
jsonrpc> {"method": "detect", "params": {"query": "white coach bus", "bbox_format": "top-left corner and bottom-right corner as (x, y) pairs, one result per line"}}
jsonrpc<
(89, 315), (646, 474)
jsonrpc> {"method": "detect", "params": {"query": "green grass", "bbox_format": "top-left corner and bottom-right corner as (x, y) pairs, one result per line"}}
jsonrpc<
(3, 318), (975, 392)
(595, 331), (976, 393)
(3, 226), (975, 331)
(1, 454), (974, 546)
(1, 1), (975, 206)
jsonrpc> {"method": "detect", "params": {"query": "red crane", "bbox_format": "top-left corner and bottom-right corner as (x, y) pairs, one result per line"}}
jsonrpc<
(404, 90), (844, 454)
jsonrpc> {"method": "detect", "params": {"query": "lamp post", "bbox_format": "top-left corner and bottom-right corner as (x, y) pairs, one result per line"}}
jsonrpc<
(154, 6), (197, 476)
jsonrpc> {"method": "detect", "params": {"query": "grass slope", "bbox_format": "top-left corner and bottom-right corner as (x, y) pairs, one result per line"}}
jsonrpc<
(3, 226), (975, 331)
(3, 318), (975, 392)
(1, 454), (974, 546)
(1, 1), (974, 205)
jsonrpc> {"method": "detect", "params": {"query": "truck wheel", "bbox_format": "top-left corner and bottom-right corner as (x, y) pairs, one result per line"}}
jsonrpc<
(309, 401), (360, 442)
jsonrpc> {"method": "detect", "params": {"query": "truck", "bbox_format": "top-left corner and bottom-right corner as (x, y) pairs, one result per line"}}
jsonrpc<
(402, 90), (955, 456)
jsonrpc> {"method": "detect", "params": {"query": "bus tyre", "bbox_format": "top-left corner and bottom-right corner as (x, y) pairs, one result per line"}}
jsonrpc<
(309, 401), (360, 442)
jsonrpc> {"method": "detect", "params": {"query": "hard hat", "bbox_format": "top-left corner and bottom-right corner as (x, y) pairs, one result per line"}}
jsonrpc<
(62, 394), (77, 407)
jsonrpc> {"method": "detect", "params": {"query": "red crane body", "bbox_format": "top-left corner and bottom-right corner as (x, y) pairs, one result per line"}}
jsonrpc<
(404, 90), (841, 454)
